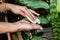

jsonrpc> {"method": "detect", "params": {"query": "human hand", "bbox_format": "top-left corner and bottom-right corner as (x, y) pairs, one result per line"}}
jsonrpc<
(15, 20), (43, 31)
(6, 4), (40, 22)
(0, 20), (43, 33)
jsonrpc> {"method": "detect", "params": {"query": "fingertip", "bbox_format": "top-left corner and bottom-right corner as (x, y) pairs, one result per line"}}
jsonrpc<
(40, 27), (43, 30)
(37, 14), (40, 16)
(37, 25), (43, 30)
(39, 25), (43, 30)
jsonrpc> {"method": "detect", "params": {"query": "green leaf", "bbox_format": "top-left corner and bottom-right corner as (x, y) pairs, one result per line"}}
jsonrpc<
(32, 36), (42, 40)
(22, 15), (50, 25)
(50, 0), (60, 40)
(15, 0), (49, 10)
(37, 16), (50, 25)
(57, 0), (60, 12)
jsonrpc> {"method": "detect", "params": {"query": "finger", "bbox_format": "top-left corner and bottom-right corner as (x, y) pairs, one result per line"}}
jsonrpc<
(27, 9), (36, 21)
(29, 9), (40, 16)
(15, 10), (26, 17)
(17, 10), (26, 20)
(19, 10), (26, 17)
(32, 24), (43, 30)
(20, 8), (36, 21)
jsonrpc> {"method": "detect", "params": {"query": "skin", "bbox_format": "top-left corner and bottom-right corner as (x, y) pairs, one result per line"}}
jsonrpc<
(0, 3), (43, 34)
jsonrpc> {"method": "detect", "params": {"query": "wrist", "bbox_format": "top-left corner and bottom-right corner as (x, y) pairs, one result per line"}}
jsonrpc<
(0, 3), (7, 12)
(14, 22), (22, 31)
(7, 23), (19, 33)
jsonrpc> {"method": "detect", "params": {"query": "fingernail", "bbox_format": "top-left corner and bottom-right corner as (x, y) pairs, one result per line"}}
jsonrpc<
(37, 14), (40, 16)
(40, 27), (43, 30)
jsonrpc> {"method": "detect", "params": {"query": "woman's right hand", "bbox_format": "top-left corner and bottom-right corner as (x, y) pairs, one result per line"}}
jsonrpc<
(14, 20), (43, 31)
(0, 20), (43, 34)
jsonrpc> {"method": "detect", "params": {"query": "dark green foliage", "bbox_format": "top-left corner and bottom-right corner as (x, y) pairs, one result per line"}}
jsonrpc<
(21, 31), (42, 40)
(14, 0), (50, 40)
(37, 14), (50, 25)
(50, 0), (60, 40)
(15, 0), (49, 10)
(5, 0), (60, 40)
(22, 14), (50, 25)
(15, 0), (50, 25)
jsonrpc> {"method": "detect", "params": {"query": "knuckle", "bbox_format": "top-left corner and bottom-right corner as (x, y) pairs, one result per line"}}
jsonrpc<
(29, 27), (32, 30)
(31, 26), (34, 29)
(16, 10), (20, 13)
(29, 26), (34, 30)
(24, 6), (27, 8)
(32, 27), (34, 29)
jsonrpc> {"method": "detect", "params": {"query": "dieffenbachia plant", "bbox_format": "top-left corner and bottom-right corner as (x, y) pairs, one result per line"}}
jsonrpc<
(15, 0), (50, 25)
(22, 14), (50, 25)
(15, 0), (49, 10)
(15, 0), (50, 40)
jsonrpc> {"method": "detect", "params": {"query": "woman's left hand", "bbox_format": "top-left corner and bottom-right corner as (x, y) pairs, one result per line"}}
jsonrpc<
(6, 3), (40, 21)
